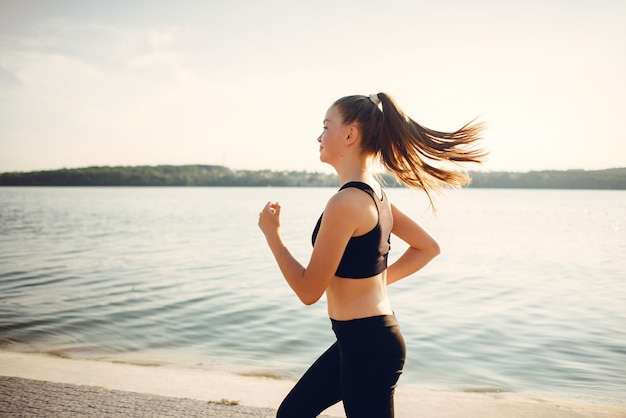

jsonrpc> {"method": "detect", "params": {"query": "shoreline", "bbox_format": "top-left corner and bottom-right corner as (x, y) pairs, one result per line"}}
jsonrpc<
(1, 351), (625, 417)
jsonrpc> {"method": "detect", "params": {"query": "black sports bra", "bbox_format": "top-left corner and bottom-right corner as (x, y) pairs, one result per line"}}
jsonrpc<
(311, 182), (393, 279)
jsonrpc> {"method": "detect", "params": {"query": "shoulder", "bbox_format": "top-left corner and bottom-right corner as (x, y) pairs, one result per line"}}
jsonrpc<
(322, 187), (378, 232)
(319, 188), (366, 226)
(312, 189), (364, 241)
(326, 186), (372, 213)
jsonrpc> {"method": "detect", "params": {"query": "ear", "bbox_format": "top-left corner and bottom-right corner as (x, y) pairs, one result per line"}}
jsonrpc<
(345, 125), (359, 146)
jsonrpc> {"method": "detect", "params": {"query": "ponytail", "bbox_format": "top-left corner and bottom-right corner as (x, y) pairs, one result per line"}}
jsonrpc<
(333, 93), (487, 207)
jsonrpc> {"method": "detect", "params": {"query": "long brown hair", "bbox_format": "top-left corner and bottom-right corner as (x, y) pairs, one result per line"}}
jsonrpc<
(333, 93), (487, 206)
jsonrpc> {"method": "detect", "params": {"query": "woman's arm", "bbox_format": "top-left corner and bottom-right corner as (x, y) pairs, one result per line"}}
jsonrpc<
(258, 193), (360, 305)
(386, 203), (440, 285)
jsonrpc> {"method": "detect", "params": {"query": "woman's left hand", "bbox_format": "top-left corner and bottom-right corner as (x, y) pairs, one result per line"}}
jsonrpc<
(258, 201), (281, 236)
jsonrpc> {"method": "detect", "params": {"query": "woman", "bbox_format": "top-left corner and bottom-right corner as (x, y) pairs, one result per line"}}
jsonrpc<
(258, 93), (486, 417)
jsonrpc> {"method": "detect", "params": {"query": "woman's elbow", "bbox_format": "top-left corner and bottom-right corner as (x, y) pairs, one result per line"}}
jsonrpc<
(299, 293), (322, 306)
(428, 239), (441, 259)
(297, 287), (324, 306)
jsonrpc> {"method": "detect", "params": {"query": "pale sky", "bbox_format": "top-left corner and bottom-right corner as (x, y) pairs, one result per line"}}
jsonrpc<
(1, 0), (624, 173)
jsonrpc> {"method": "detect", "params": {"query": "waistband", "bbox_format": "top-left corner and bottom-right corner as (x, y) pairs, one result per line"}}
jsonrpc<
(330, 314), (398, 332)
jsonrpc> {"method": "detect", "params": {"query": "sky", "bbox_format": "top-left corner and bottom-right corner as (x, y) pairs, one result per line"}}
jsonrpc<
(1, 0), (625, 174)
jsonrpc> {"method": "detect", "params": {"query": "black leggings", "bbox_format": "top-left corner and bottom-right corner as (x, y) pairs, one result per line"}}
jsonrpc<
(277, 315), (406, 418)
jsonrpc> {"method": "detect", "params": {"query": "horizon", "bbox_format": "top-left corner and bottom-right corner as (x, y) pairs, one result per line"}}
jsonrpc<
(2, 163), (624, 175)
(1, 0), (625, 173)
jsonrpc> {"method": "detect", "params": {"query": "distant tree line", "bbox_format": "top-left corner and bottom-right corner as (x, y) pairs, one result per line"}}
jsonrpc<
(0, 165), (339, 187)
(466, 168), (626, 190)
(0, 165), (625, 189)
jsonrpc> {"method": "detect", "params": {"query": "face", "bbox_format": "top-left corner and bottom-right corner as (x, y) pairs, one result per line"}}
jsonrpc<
(317, 105), (349, 165)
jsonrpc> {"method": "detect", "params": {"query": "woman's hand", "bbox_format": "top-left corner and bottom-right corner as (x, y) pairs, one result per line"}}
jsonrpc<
(258, 201), (281, 236)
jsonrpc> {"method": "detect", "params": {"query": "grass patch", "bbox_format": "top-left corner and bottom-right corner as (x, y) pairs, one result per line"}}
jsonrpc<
(209, 398), (240, 406)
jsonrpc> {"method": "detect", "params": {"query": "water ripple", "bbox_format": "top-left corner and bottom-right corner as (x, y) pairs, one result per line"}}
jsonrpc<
(1, 187), (625, 403)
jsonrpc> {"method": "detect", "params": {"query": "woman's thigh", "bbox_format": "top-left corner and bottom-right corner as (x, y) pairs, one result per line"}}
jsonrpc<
(339, 324), (406, 417)
(276, 342), (342, 418)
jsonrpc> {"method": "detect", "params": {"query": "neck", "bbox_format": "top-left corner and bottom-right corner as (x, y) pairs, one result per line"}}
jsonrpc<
(333, 155), (378, 187)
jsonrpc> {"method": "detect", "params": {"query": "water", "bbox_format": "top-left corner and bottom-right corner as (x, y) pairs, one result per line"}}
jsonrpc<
(1, 187), (625, 404)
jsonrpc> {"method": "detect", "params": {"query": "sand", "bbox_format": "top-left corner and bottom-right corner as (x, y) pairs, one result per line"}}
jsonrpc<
(1, 351), (624, 417)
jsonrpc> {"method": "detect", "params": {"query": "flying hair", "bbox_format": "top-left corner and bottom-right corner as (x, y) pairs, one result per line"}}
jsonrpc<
(333, 93), (488, 208)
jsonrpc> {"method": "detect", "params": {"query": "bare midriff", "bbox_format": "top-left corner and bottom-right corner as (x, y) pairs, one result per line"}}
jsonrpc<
(326, 272), (394, 320)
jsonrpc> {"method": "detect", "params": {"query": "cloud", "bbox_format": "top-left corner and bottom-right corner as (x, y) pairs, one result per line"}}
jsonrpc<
(0, 66), (23, 89)
(1, 2), (624, 172)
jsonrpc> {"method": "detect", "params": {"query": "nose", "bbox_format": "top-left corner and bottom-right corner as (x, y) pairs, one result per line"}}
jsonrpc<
(317, 134), (321, 143)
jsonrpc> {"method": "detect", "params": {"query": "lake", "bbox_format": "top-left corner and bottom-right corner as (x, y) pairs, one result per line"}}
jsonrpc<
(0, 187), (624, 404)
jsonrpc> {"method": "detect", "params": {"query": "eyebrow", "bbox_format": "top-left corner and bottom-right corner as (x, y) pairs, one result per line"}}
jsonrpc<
(323, 119), (330, 123)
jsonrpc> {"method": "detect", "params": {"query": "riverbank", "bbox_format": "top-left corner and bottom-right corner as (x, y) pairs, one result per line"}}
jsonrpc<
(2, 165), (625, 189)
(1, 351), (624, 417)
